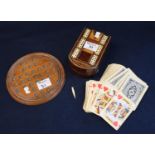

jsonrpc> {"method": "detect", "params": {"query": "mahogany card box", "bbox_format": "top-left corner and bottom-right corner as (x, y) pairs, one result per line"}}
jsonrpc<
(68, 28), (111, 77)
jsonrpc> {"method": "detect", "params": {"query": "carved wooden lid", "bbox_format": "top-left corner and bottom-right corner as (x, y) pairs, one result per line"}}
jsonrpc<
(6, 52), (65, 106)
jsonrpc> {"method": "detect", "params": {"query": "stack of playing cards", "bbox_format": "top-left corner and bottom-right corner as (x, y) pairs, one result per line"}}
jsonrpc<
(83, 63), (149, 130)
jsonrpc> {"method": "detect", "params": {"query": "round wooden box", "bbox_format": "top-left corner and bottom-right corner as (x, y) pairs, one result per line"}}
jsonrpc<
(6, 52), (65, 106)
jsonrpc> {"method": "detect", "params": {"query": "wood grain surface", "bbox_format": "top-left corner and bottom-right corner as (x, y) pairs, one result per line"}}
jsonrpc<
(6, 52), (65, 106)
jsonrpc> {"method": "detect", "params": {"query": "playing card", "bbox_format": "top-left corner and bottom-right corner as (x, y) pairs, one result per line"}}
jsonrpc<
(115, 72), (129, 89)
(83, 80), (101, 112)
(109, 68), (129, 86)
(86, 81), (104, 112)
(120, 75), (148, 110)
(101, 93), (133, 130)
(100, 65), (111, 81)
(90, 82), (118, 116)
(83, 63), (149, 130)
(83, 81), (90, 112)
(83, 80), (94, 112)
(100, 64), (126, 81)
(107, 67), (126, 82)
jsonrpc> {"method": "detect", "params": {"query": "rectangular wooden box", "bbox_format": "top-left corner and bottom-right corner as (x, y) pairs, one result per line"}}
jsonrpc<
(68, 28), (111, 77)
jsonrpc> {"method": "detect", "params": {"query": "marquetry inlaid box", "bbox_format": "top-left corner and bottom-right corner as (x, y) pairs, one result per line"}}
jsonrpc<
(68, 28), (111, 77)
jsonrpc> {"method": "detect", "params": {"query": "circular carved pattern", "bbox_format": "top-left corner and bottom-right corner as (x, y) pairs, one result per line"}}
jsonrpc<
(6, 52), (65, 106)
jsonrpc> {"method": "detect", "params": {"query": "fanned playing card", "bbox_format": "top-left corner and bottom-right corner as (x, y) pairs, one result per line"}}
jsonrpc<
(83, 63), (149, 130)
(90, 82), (118, 116)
